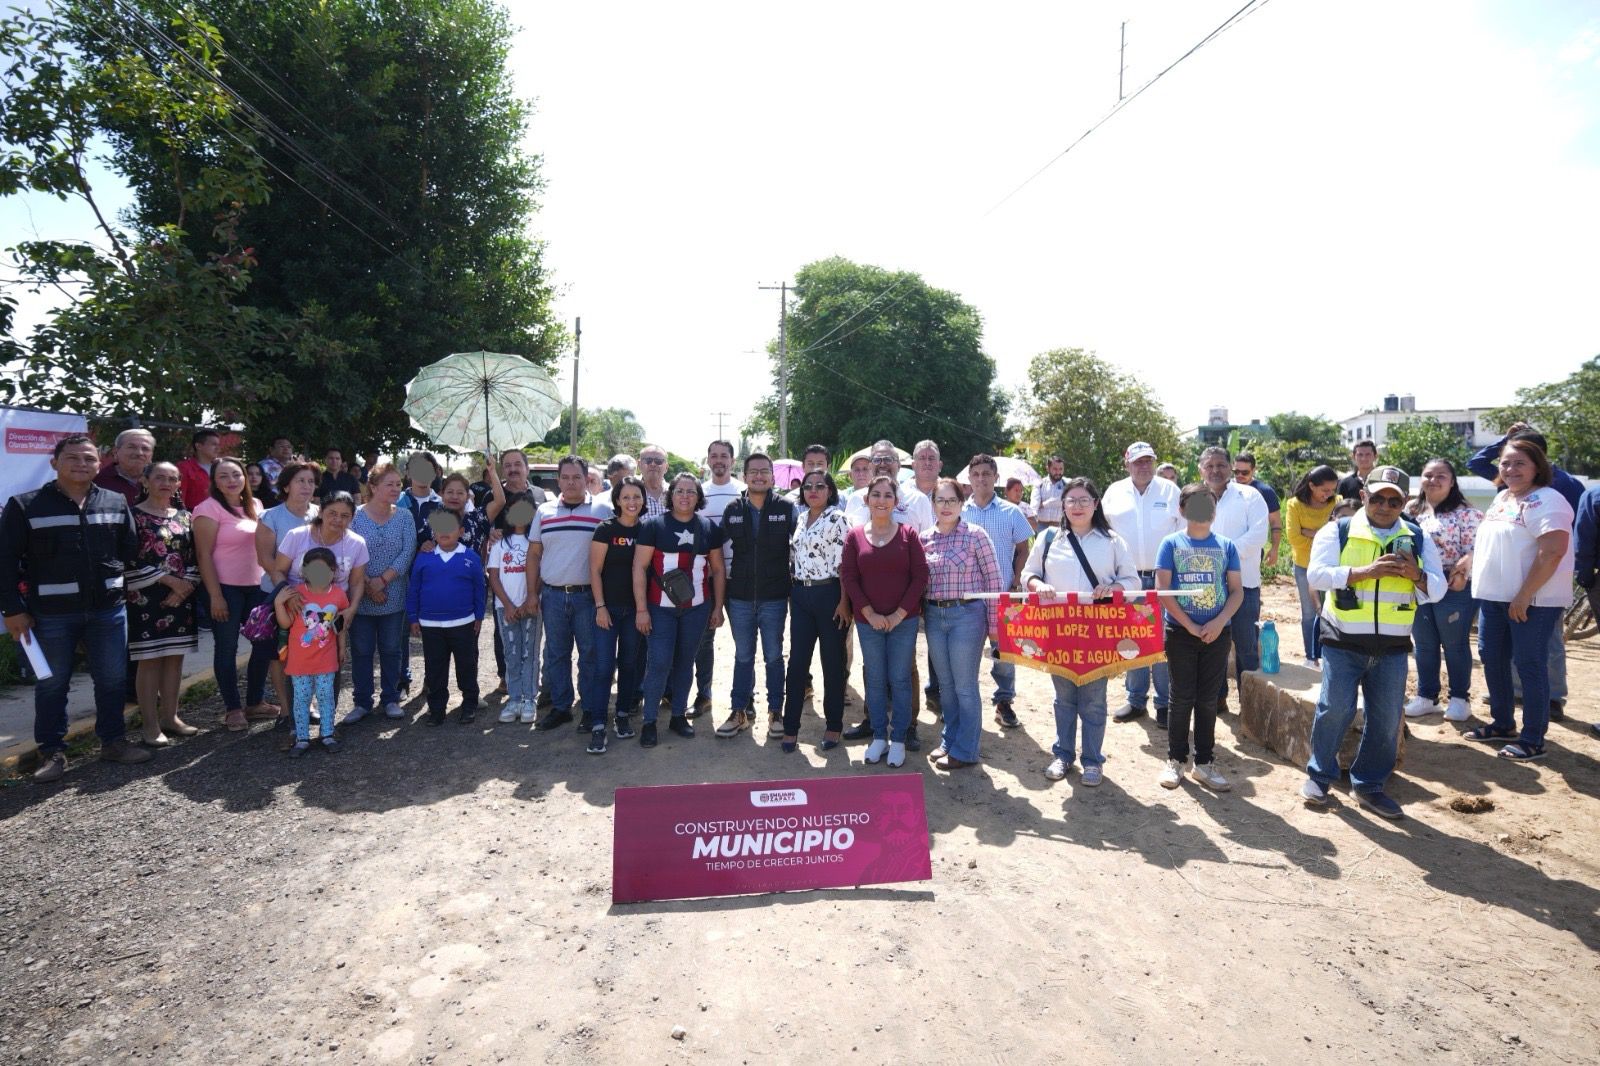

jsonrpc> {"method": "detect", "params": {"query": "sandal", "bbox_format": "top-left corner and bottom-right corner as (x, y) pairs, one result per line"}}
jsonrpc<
(224, 709), (248, 732)
(1463, 725), (1515, 742)
(1497, 743), (1546, 761)
(244, 704), (280, 721)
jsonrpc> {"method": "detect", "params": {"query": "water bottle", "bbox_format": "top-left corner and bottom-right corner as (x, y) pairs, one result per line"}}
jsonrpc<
(1259, 620), (1280, 674)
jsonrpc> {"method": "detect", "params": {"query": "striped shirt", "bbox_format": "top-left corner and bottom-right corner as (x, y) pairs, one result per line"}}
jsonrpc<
(920, 520), (1002, 601)
(531, 495), (613, 586)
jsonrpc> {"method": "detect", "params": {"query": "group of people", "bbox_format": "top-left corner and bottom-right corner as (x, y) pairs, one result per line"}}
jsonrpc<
(2, 423), (1594, 819)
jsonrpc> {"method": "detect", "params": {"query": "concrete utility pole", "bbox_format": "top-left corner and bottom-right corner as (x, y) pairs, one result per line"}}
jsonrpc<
(1119, 20), (1128, 100)
(710, 411), (731, 441)
(569, 317), (581, 455)
(758, 282), (789, 457)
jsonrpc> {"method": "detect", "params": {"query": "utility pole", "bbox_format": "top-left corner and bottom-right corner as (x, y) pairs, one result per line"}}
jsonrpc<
(758, 282), (789, 457)
(710, 411), (731, 440)
(569, 316), (581, 455)
(1119, 20), (1128, 101)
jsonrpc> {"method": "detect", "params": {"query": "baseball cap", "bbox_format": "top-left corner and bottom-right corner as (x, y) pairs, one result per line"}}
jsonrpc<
(1124, 441), (1156, 463)
(1365, 466), (1409, 496)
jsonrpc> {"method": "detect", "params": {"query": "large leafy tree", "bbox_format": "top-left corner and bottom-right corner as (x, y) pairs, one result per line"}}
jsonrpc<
(96, 0), (563, 455)
(0, 1), (328, 425)
(1023, 347), (1182, 490)
(1236, 411), (1348, 494)
(746, 258), (1009, 470)
(1379, 417), (1470, 475)
(542, 406), (646, 461)
(1485, 355), (1600, 475)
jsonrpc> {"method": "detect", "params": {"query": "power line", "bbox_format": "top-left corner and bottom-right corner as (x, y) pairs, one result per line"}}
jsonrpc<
(985, 0), (1273, 216)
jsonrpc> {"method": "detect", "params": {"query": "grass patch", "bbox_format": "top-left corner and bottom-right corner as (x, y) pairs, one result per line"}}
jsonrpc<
(0, 633), (21, 686)
(181, 677), (219, 707)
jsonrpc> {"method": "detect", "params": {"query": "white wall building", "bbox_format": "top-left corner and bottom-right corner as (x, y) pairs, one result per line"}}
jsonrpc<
(1339, 395), (1500, 449)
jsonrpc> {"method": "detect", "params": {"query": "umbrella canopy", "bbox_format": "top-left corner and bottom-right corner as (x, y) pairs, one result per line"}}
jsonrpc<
(835, 444), (912, 476)
(956, 456), (1042, 487)
(403, 351), (564, 456)
(772, 458), (804, 488)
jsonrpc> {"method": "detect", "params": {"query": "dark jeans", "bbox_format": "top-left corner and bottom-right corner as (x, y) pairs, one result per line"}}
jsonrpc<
(421, 622), (480, 716)
(589, 603), (642, 725)
(540, 586), (597, 714)
(351, 610), (407, 710)
(783, 583), (847, 736)
(1219, 585), (1261, 700)
(32, 605), (129, 754)
(1479, 600), (1561, 750)
(215, 584), (273, 710)
(1413, 583), (1475, 701)
(1165, 624), (1231, 765)
(640, 601), (711, 723)
(666, 619), (716, 706)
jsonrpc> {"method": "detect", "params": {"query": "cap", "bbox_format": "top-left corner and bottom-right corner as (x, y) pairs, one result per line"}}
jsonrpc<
(1365, 466), (1409, 496)
(1124, 441), (1156, 462)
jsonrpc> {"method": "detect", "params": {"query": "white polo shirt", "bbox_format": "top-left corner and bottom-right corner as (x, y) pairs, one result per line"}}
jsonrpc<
(1211, 482), (1270, 587)
(1102, 475), (1182, 572)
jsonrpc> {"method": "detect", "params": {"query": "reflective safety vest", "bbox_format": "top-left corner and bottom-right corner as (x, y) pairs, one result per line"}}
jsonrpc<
(1317, 512), (1425, 653)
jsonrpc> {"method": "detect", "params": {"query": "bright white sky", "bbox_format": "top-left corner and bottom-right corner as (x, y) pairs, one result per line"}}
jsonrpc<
(5, 0), (1598, 463)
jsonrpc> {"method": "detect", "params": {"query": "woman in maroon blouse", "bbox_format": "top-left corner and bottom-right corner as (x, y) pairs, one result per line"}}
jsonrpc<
(841, 475), (929, 768)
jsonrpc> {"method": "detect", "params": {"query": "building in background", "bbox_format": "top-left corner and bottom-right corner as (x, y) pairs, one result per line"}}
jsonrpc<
(1193, 406), (1271, 446)
(1338, 395), (1499, 449)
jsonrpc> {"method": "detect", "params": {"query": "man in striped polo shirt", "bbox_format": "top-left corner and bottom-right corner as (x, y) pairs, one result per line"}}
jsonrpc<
(531, 456), (613, 732)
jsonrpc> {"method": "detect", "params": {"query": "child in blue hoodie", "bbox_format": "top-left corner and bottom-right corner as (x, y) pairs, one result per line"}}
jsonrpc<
(407, 512), (486, 725)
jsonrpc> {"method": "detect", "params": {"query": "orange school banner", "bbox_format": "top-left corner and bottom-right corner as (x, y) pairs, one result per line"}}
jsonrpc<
(995, 590), (1165, 684)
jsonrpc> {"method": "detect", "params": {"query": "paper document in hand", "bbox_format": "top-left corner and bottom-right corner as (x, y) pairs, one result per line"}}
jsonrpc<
(19, 630), (52, 681)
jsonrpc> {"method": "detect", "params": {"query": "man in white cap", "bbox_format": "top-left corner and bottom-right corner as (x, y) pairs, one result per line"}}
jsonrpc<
(1103, 441), (1183, 725)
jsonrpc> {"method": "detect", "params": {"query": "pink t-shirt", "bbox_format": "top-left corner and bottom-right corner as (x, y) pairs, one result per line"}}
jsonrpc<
(193, 497), (264, 588)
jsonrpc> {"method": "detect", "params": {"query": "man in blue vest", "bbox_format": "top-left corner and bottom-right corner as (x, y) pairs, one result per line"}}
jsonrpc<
(1301, 466), (1445, 819)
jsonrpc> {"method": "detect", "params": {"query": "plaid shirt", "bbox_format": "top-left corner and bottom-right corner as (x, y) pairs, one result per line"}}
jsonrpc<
(920, 520), (1001, 601)
(961, 494), (1034, 589)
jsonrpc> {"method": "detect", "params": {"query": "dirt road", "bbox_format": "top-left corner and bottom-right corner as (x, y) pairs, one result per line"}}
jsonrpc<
(3, 579), (1596, 1064)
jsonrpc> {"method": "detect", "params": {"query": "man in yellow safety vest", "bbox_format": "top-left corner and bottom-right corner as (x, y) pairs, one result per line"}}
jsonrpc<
(1301, 466), (1446, 820)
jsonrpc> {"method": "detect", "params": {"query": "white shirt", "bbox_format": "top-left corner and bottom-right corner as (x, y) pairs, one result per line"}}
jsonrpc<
(700, 476), (745, 565)
(1211, 482), (1270, 587)
(1307, 514), (1447, 606)
(487, 533), (531, 607)
(845, 483), (934, 531)
(1020, 526), (1140, 597)
(1102, 476), (1182, 571)
(1034, 478), (1067, 525)
(1471, 488), (1575, 607)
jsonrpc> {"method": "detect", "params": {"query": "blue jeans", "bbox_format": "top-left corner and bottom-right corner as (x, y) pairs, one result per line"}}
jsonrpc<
(1124, 571), (1170, 708)
(32, 606), (129, 754)
(539, 586), (596, 713)
(1219, 585), (1261, 700)
(1479, 601), (1561, 750)
(215, 584), (273, 710)
(727, 597), (787, 713)
(1478, 608), (1567, 703)
(1050, 675), (1108, 767)
(1306, 645), (1407, 794)
(856, 617), (919, 742)
(496, 603), (542, 708)
(589, 604), (641, 722)
(1293, 565), (1322, 661)
(783, 583), (848, 735)
(350, 611), (407, 711)
(1413, 584), (1474, 701)
(640, 601), (711, 723)
(925, 602), (988, 762)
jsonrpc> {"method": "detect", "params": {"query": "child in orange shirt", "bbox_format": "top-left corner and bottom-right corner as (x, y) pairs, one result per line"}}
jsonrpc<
(274, 547), (349, 756)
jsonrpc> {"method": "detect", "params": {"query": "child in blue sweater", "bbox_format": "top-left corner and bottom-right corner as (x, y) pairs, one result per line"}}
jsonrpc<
(406, 514), (486, 725)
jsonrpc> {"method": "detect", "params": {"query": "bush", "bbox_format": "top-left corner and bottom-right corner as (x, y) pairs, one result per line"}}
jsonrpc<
(0, 633), (19, 686)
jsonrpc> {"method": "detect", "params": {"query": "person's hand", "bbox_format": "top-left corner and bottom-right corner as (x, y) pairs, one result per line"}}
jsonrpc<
(340, 606), (358, 632)
(636, 608), (652, 636)
(365, 577), (386, 600)
(1200, 618), (1228, 644)
(833, 601), (852, 630)
(1506, 421), (1531, 437)
(1264, 546), (1279, 569)
(419, 539), (436, 554)
(1447, 569), (1468, 592)
(1091, 583), (1118, 600)
(595, 604), (612, 630)
(473, 619), (482, 635)
(1509, 591), (1532, 623)
(1383, 552), (1422, 583)
(160, 588), (186, 609)
(410, 622), (421, 637)
(5, 612), (34, 645)
(525, 595), (541, 616)
(710, 606), (725, 630)
(882, 609), (902, 632)
(209, 597), (230, 623)
(1029, 582), (1056, 598)
(486, 529), (503, 548)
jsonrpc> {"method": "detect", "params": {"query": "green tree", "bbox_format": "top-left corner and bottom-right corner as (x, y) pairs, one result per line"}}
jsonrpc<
(543, 406), (646, 461)
(0, 2), (329, 425)
(1378, 417), (1470, 476)
(746, 258), (1009, 472)
(1023, 347), (1183, 489)
(1485, 355), (1600, 474)
(1239, 411), (1348, 495)
(95, 0), (562, 455)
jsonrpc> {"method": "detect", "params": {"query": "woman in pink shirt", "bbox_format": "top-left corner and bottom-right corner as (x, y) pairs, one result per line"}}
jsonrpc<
(193, 457), (275, 731)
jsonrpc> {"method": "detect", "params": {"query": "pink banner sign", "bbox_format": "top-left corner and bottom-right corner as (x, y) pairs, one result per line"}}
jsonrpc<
(612, 774), (932, 903)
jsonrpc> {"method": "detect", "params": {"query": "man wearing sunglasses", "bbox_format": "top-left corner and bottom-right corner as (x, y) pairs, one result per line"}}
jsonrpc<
(1232, 452), (1282, 570)
(1301, 466), (1444, 820)
(638, 444), (670, 518)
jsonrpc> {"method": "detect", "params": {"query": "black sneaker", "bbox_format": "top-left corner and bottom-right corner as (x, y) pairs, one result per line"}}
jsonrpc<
(1155, 706), (1168, 730)
(426, 712), (445, 726)
(614, 714), (635, 739)
(842, 720), (874, 741)
(1549, 699), (1565, 722)
(537, 689), (554, 711)
(640, 722), (658, 748)
(320, 736), (341, 753)
(587, 728), (607, 755)
(287, 740), (311, 757)
(459, 705), (477, 724)
(905, 726), (921, 752)
(1112, 703), (1147, 723)
(578, 714), (594, 733)
(669, 715), (695, 738)
(993, 702), (1020, 729)
(536, 709), (574, 731)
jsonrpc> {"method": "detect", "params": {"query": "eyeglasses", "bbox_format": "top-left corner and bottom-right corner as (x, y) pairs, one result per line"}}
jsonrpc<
(802, 482), (828, 491)
(640, 457), (666, 465)
(870, 456), (896, 464)
(1064, 497), (1096, 507)
(933, 497), (961, 506)
(1232, 469), (1252, 477)
(1367, 494), (1404, 508)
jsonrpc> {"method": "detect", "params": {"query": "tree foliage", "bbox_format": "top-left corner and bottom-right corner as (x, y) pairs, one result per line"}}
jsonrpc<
(1484, 355), (1600, 475)
(0, 2), (330, 425)
(746, 258), (1009, 472)
(1378, 417), (1470, 476)
(1234, 411), (1348, 495)
(542, 406), (646, 461)
(1022, 347), (1182, 490)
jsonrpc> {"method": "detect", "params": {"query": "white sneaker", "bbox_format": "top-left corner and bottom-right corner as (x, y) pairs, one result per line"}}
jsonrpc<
(864, 738), (888, 764)
(1044, 757), (1069, 781)
(518, 702), (537, 724)
(1404, 696), (1440, 718)
(1304, 657), (1321, 669)
(1443, 697), (1471, 722)
(887, 741), (906, 768)
(498, 705), (518, 724)
(1190, 760), (1230, 791)
(1300, 777), (1329, 806)
(1080, 764), (1103, 787)
(1158, 759), (1183, 789)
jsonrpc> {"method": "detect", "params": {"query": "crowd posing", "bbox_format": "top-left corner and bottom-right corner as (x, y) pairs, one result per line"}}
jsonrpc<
(2, 424), (1595, 820)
